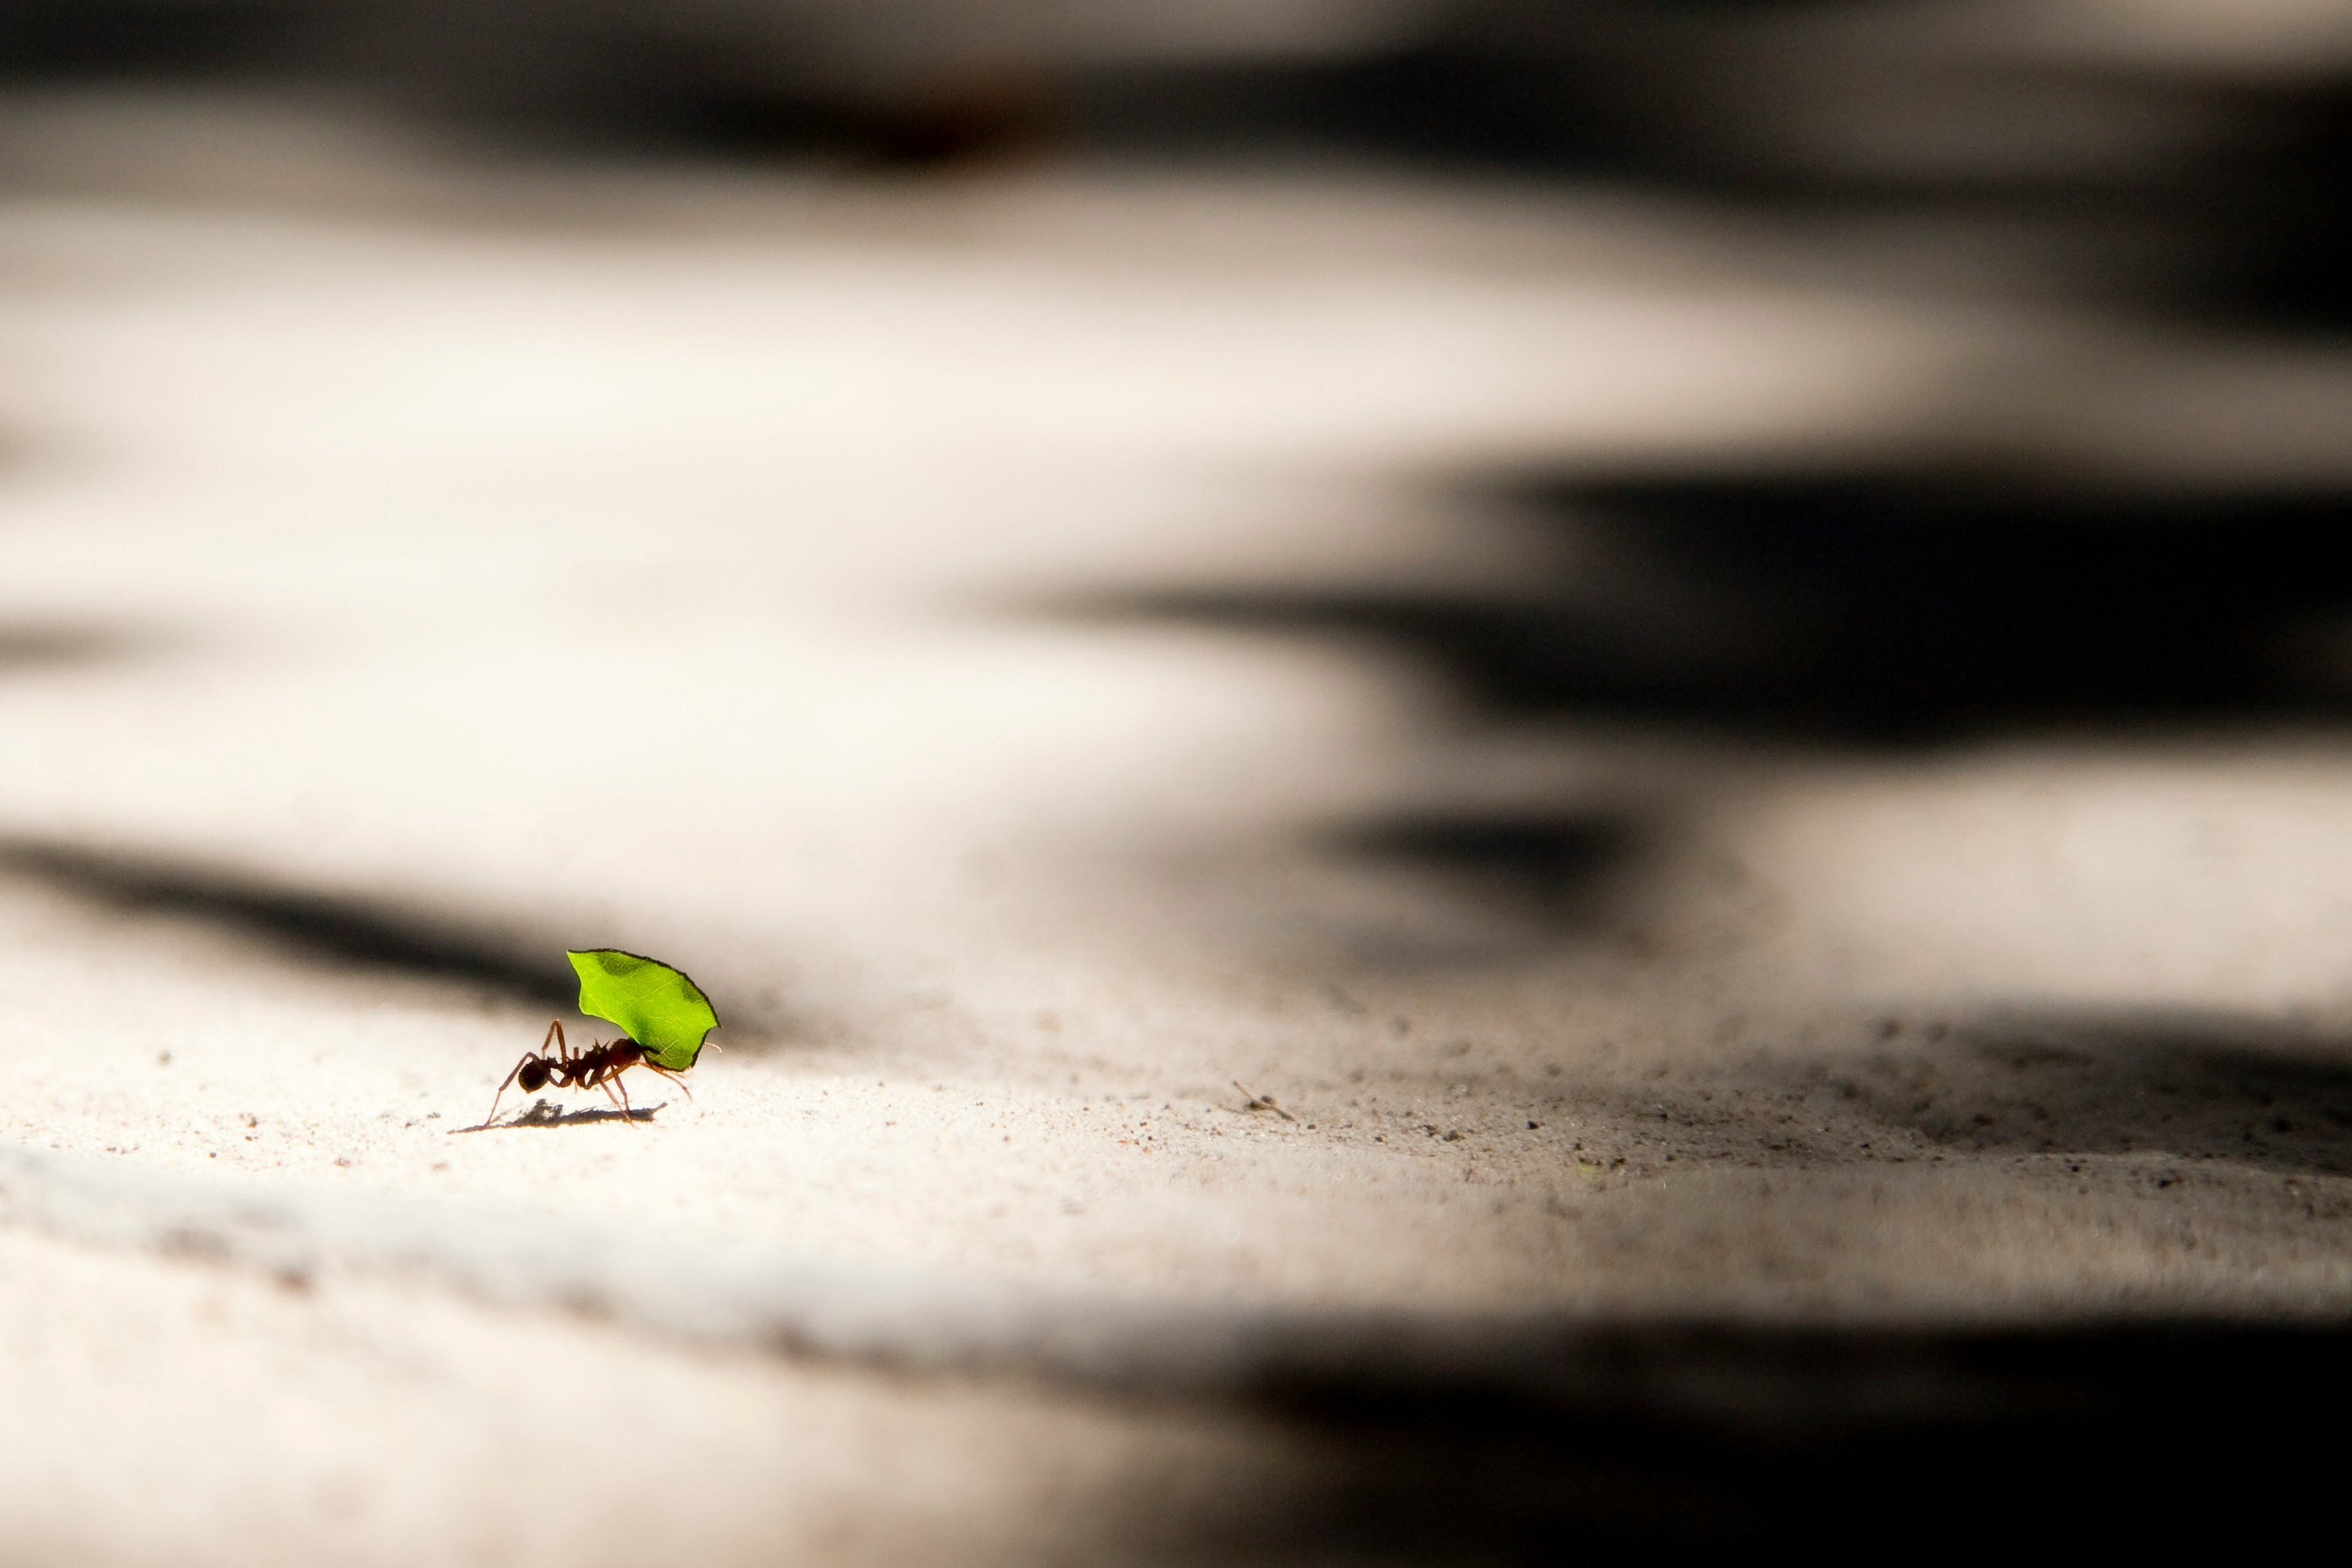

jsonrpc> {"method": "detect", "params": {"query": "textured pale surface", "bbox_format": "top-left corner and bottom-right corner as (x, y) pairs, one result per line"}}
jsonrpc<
(0, 1227), (1299, 1568)
(6, 89), (2352, 1562)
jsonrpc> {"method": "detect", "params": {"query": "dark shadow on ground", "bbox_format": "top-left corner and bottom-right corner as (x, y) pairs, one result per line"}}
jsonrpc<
(1316, 809), (1645, 933)
(1551, 1006), (2352, 1183)
(0, 623), (159, 675)
(1836, 1010), (2352, 1179)
(0, 1), (288, 80)
(449, 1096), (664, 1132)
(1055, 471), (2352, 746)
(1031, 467), (2352, 972)
(10, 3), (2344, 327)
(0, 835), (576, 1010)
(1124, 1315), (2352, 1556)
(1075, 31), (2352, 333)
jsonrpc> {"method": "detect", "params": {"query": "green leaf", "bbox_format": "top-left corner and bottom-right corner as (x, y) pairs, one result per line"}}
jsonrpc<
(567, 949), (719, 1072)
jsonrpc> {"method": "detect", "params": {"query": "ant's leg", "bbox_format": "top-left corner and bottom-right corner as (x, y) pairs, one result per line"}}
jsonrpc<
(611, 1068), (642, 1126)
(597, 1076), (630, 1119)
(591, 1071), (638, 1127)
(575, 1062), (633, 1124)
(542, 1019), (565, 1058)
(481, 1055), (533, 1128)
(644, 1064), (695, 1103)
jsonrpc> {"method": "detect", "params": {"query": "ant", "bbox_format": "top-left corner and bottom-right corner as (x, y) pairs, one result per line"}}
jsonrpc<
(478, 1020), (692, 1128)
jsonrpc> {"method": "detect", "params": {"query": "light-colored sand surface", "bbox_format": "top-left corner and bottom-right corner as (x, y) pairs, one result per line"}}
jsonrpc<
(0, 1223), (1329, 1568)
(8, 89), (2352, 1561)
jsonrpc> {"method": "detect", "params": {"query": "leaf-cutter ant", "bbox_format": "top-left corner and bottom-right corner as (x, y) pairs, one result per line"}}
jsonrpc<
(476, 1020), (693, 1129)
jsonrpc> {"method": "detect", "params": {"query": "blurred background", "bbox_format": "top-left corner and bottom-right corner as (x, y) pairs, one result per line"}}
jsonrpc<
(7, 1), (2352, 1562)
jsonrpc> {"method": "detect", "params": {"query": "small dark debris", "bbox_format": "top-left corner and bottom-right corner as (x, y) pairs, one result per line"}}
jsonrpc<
(1234, 1080), (1299, 1121)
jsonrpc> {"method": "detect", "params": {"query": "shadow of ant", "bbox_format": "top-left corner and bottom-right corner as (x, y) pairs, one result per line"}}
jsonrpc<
(450, 1097), (667, 1132)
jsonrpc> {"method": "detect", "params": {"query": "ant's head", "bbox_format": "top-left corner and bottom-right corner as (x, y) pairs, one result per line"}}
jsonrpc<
(517, 1058), (553, 1093)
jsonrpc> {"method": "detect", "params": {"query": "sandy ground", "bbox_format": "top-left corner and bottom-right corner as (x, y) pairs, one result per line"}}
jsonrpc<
(8, 90), (2352, 1560)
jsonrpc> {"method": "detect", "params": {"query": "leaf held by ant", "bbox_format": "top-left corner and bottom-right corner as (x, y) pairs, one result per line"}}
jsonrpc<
(567, 948), (720, 1071)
